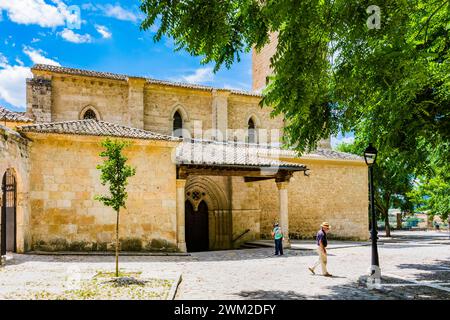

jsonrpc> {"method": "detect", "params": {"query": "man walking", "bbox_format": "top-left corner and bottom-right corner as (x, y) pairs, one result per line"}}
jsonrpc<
(309, 222), (332, 277)
(272, 222), (283, 256)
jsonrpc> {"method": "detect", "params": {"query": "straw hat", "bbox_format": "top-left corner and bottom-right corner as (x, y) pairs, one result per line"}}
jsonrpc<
(321, 222), (331, 229)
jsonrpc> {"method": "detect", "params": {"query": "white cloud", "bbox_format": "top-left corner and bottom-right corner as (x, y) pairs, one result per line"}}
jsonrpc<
(59, 28), (92, 43)
(15, 58), (24, 66)
(0, 0), (80, 28)
(95, 25), (112, 39)
(31, 38), (41, 43)
(84, 3), (140, 22)
(23, 46), (60, 66)
(0, 53), (32, 108)
(180, 68), (214, 84)
(0, 53), (8, 68)
(101, 4), (139, 22)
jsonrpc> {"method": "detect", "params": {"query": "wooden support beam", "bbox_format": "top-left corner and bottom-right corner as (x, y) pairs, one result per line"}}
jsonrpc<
(176, 164), (304, 179)
(244, 176), (276, 183)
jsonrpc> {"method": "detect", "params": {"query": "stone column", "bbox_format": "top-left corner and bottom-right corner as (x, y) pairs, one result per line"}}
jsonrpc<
(126, 77), (146, 129)
(276, 181), (290, 248)
(211, 90), (229, 141)
(26, 74), (52, 123)
(176, 179), (187, 252)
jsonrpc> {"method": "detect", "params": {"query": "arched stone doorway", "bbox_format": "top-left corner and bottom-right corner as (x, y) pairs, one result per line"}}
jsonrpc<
(1, 169), (17, 255)
(185, 200), (209, 252)
(185, 176), (232, 250)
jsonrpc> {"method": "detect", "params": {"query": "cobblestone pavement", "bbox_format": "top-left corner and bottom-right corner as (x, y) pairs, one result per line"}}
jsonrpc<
(0, 231), (449, 300)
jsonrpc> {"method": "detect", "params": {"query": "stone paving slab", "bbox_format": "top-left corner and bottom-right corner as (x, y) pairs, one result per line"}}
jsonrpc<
(1, 231), (449, 300)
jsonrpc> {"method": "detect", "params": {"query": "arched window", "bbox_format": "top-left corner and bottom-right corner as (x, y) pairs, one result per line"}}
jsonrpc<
(173, 111), (183, 138)
(248, 118), (256, 143)
(82, 109), (97, 120)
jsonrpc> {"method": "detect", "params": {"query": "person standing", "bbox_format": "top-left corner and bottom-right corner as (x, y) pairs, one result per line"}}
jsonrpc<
(309, 222), (332, 277)
(272, 222), (283, 256)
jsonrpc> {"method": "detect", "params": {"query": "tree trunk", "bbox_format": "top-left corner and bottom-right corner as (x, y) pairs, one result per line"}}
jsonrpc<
(396, 212), (402, 230)
(115, 209), (120, 277)
(384, 210), (391, 237)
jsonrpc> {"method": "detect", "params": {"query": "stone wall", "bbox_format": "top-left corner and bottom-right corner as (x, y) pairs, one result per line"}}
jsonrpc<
(0, 125), (31, 253)
(49, 75), (129, 125)
(230, 177), (262, 248)
(26, 76), (52, 122)
(144, 85), (213, 137)
(27, 133), (179, 252)
(227, 95), (284, 145)
(252, 32), (278, 92)
(27, 70), (286, 145)
(259, 160), (369, 240)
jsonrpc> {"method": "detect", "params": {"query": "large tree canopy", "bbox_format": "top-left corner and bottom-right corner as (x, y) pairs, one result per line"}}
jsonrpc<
(140, 0), (450, 167)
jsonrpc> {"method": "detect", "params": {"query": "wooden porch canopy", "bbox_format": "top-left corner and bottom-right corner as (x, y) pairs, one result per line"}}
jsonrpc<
(175, 139), (308, 182)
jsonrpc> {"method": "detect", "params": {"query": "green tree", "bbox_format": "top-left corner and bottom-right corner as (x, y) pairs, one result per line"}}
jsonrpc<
(338, 141), (414, 236)
(140, 0), (450, 166)
(408, 155), (450, 221)
(95, 138), (136, 277)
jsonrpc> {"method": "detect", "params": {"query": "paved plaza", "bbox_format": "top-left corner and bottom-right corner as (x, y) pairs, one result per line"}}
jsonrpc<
(0, 231), (449, 299)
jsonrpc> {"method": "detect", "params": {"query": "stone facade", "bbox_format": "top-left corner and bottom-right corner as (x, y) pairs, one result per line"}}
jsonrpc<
(252, 32), (279, 92)
(0, 124), (31, 253)
(0, 61), (369, 255)
(259, 159), (369, 240)
(26, 133), (179, 252)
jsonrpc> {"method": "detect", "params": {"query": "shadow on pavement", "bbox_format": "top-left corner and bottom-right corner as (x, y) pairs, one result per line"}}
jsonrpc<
(4, 248), (317, 266)
(236, 274), (450, 300)
(395, 259), (450, 282)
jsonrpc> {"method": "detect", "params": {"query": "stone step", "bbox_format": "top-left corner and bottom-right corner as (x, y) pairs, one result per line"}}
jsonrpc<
(240, 241), (274, 249)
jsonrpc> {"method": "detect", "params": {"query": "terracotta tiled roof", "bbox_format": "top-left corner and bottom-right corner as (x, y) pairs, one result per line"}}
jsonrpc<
(176, 139), (307, 169)
(18, 119), (181, 142)
(31, 64), (262, 97)
(302, 148), (364, 161)
(270, 147), (363, 161)
(32, 64), (129, 81)
(0, 106), (33, 122)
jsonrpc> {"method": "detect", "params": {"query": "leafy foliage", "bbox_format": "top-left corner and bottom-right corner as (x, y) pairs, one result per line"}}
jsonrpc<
(95, 139), (136, 212)
(140, 0), (450, 163)
(408, 166), (450, 221)
(95, 138), (136, 277)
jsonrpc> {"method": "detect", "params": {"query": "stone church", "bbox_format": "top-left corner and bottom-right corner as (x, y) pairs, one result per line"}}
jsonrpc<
(0, 49), (369, 255)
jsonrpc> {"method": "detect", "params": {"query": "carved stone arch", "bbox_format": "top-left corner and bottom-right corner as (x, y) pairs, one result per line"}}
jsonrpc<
(245, 113), (262, 128)
(245, 113), (261, 144)
(79, 105), (101, 120)
(1, 168), (17, 254)
(185, 176), (228, 211)
(169, 103), (190, 123)
(185, 176), (231, 250)
(0, 156), (29, 253)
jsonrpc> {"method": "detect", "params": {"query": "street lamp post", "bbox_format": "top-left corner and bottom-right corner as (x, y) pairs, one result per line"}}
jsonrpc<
(364, 143), (380, 278)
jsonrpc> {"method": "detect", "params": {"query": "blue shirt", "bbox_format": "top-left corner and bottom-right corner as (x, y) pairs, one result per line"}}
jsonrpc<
(316, 229), (327, 247)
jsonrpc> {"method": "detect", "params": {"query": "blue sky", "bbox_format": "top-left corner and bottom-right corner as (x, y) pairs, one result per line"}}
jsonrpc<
(0, 0), (252, 111)
(0, 0), (351, 147)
